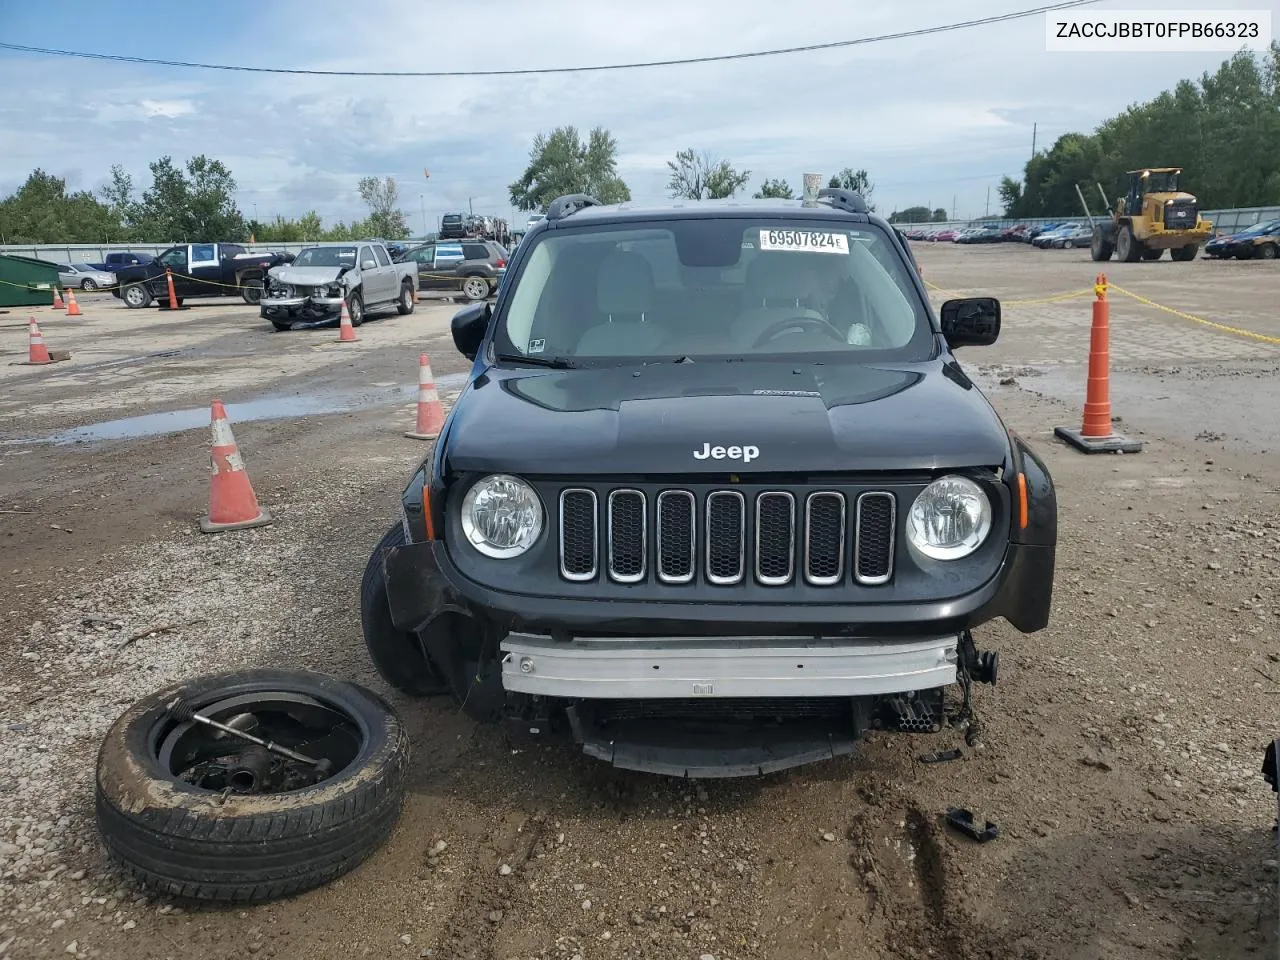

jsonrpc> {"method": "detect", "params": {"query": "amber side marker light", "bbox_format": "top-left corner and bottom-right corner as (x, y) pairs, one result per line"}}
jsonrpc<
(422, 488), (437, 540)
(1016, 473), (1029, 530)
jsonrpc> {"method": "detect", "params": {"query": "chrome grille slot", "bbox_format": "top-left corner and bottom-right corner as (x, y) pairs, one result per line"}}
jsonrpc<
(705, 491), (745, 585)
(656, 490), (695, 583)
(854, 492), (895, 585)
(607, 490), (646, 583)
(804, 492), (846, 585)
(559, 488), (598, 580)
(755, 492), (795, 585)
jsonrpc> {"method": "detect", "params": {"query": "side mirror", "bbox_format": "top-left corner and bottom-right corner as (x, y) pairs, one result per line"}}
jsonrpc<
(361, 259), (377, 270)
(451, 302), (491, 360)
(940, 297), (1000, 348)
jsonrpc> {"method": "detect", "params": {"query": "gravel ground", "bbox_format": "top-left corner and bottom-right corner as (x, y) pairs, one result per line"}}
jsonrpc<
(1, 247), (1278, 959)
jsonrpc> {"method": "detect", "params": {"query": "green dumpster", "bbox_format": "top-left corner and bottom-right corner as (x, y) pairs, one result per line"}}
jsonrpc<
(0, 254), (59, 308)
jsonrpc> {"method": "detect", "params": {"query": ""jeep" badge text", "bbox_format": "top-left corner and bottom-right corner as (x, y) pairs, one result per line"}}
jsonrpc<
(693, 442), (760, 463)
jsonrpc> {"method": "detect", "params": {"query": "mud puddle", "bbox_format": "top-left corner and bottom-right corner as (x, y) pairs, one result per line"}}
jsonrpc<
(995, 362), (1280, 454)
(3, 373), (468, 447)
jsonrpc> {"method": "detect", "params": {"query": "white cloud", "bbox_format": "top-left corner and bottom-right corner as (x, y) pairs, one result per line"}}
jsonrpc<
(0, 0), (1265, 227)
(139, 99), (196, 119)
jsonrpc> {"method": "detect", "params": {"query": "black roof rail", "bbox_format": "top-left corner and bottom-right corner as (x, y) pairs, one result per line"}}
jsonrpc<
(817, 187), (869, 215)
(546, 193), (601, 221)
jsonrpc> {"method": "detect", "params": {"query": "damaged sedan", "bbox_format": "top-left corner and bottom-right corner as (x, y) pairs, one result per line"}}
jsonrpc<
(260, 241), (417, 331)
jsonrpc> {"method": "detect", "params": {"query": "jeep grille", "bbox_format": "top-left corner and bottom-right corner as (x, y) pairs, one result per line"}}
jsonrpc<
(558, 485), (896, 587)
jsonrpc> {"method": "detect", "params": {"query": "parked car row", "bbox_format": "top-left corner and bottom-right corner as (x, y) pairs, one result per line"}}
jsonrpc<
(1204, 219), (1280, 260)
(899, 220), (1093, 248)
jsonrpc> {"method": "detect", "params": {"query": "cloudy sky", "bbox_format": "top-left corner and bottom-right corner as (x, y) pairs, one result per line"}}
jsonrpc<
(0, 0), (1271, 233)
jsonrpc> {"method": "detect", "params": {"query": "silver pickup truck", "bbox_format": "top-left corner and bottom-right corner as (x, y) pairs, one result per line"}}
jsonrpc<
(260, 241), (417, 331)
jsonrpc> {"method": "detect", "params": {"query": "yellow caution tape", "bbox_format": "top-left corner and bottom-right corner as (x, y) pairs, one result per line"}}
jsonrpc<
(1108, 283), (1280, 347)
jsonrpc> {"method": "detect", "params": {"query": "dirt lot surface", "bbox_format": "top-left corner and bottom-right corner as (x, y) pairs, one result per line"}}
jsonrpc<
(2, 246), (1279, 960)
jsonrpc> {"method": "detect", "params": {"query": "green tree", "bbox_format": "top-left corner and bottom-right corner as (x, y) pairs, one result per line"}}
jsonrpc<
(98, 164), (137, 238)
(753, 177), (795, 199)
(827, 168), (876, 211)
(667, 149), (751, 200)
(997, 176), (1023, 217)
(509, 126), (631, 212)
(0, 169), (122, 243)
(358, 176), (410, 239)
(134, 156), (247, 242)
(888, 206), (934, 224)
(931, 208), (948, 222)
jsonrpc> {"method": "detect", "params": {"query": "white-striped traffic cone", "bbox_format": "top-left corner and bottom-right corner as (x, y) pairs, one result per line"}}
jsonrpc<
(199, 399), (273, 533)
(405, 353), (445, 440)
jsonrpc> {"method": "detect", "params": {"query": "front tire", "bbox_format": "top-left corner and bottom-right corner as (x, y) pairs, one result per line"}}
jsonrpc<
(360, 523), (450, 696)
(95, 668), (409, 904)
(1259, 244), (1277, 260)
(122, 283), (152, 308)
(347, 292), (364, 326)
(82, 279), (97, 290)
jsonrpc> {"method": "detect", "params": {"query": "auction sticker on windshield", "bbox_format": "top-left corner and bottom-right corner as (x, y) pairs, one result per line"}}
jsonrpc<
(758, 229), (849, 254)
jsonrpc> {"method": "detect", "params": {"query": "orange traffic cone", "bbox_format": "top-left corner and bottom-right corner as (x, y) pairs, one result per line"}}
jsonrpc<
(24, 317), (52, 364)
(199, 399), (273, 533)
(405, 353), (446, 440)
(335, 298), (358, 342)
(52, 286), (65, 310)
(65, 287), (82, 317)
(1054, 274), (1142, 454)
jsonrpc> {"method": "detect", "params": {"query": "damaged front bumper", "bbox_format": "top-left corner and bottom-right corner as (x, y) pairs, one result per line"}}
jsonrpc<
(500, 632), (959, 700)
(260, 295), (345, 329)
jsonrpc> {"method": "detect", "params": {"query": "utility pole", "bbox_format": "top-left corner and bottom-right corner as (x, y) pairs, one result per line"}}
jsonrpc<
(468, 197), (474, 215)
(952, 194), (956, 220)
(1031, 122), (1037, 161)
(985, 187), (990, 217)
(420, 194), (427, 238)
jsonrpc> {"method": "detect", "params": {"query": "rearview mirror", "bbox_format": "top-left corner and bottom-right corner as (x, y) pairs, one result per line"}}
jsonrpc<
(940, 297), (1000, 348)
(361, 259), (377, 270)
(451, 302), (491, 360)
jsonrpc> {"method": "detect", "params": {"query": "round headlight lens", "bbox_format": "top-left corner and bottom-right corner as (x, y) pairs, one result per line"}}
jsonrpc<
(906, 475), (992, 560)
(460, 474), (543, 558)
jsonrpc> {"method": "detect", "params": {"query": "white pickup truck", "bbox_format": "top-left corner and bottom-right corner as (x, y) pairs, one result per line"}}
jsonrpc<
(260, 241), (417, 331)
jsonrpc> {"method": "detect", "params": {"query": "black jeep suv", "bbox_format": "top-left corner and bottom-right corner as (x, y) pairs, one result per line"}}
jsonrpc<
(360, 189), (1057, 778)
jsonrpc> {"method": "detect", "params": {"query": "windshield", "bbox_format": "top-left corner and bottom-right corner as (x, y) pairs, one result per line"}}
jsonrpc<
(1144, 171), (1179, 192)
(494, 218), (932, 364)
(292, 246), (356, 267)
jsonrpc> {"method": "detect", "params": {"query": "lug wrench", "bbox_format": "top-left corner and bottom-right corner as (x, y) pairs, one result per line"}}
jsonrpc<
(165, 696), (331, 774)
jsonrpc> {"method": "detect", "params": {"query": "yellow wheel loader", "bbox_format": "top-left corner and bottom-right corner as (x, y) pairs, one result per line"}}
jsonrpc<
(1090, 168), (1213, 263)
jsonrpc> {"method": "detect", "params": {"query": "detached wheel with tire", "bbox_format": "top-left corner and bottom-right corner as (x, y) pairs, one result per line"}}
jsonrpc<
(122, 283), (152, 308)
(1171, 244), (1199, 262)
(396, 279), (415, 315)
(1090, 228), (1114, 261)
(95, 668), (409, 904)
(360, 523), (450, 696)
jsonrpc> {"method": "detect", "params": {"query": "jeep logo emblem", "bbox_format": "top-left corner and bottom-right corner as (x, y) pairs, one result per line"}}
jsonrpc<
(693, 442), (759, 463)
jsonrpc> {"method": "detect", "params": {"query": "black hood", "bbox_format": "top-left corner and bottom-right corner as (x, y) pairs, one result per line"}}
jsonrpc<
(443, 360), (1010, 475)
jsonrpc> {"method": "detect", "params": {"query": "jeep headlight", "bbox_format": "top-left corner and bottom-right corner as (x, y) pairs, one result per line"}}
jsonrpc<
(906, 475), (992, 560)
(460, 474), (543, 558)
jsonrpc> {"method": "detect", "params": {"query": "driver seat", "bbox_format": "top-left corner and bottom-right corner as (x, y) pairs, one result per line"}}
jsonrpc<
(730, 254), (825, 349)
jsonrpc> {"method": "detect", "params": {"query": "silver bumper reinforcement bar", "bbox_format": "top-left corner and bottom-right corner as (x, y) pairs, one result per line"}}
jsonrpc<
(498, 632), (960, 699)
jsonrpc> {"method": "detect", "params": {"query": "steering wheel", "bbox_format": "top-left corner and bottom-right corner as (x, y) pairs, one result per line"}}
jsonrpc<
(751, 315), (848, 349)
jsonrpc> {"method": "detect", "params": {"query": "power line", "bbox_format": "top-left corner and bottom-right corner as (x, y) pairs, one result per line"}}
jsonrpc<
(0, 1), (1101, 78)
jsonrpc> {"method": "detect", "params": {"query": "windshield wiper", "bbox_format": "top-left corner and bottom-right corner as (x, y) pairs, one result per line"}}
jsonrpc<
(494, 353), (576, 369)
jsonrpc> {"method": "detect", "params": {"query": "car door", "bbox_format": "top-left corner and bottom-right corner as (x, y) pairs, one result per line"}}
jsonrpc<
(155, 246), (192, 297)
(187, 243), (222, 297)
(372, 244), (397, 301)
(405, 243), (434, 291)
(433, 243), (465, 290)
